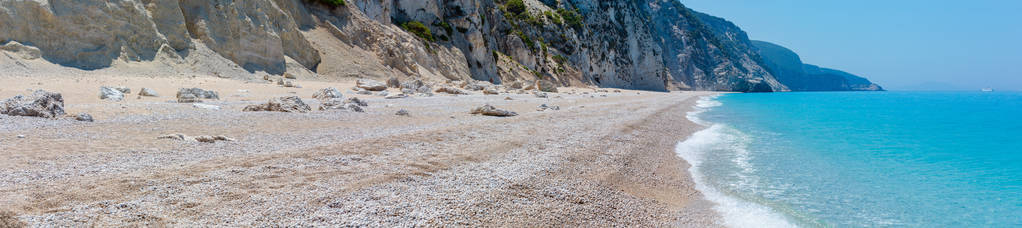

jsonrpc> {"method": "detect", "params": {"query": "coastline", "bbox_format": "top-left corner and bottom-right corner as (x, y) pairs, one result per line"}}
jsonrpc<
(0, 75), (721, 226)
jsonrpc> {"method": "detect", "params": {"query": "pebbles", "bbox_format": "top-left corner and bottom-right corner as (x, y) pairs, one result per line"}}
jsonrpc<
(157, 133), (235, 143)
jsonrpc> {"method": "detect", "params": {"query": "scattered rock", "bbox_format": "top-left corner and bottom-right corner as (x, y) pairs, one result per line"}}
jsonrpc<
(0, 41), (42, 60)
(357, 90), (373, 95)
(282, 80), (300, 88)
(277, 78), (286, 85)
(347, 97), (368, 107)
(75, 113), (94, 122)
(263, 74), (273, 81)
(509, 81), (524, 89)
(195, 135), (235, 143)
(283, 73), (297, 79)
(533, 92), (549, 98)
(505, 96), (513, 100)
(401, 88), (415, 94)
(344, 103), (365, 112)
(377, 91), (389, 97)
(114, 87), (131, 94)
(395, 109), (409, 116)
(1, 90), (65, 118)
(385, 93), (408, 99)
(322, 98), (368, 112)
(471, 104), (518, 117)
(400, 80), (425, 90)
(537, 104), (560, 111)
(243, 96), (311, 113)
(435, 86), (468, 95)
(158, 134), (234, 143)
(356, 79), (387, 91)
(16, 135), (25, 139)
(483, 87), (500, 95)
(537, 80), (559, 93)
(416, 85), (433, 94)
(138, 88), (159, 97)
(192, 103), (221, 110)
(387, 77), (401, 88)
(99, 86), (125, 101)
(312, 87), (343, 100)
(177, 93), (201, 103)
(176, 88), (219, 103)
(614, 90), (622, 93)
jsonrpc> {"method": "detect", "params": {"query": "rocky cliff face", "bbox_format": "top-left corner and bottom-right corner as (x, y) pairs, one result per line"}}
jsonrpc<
(752, 40), (883, 91)
(0, 0), (878, 92)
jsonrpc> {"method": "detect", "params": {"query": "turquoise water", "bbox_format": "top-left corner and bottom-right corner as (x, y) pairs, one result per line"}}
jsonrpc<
(676, 92), (1022, 227)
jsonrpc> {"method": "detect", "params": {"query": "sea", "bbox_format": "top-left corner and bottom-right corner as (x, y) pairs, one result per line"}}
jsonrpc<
(676, 91), (1022, 227)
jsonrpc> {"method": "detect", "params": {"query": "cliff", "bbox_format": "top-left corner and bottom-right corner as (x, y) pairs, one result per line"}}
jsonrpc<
(0, 0), (877, 92)
(751, 40), (883, 91)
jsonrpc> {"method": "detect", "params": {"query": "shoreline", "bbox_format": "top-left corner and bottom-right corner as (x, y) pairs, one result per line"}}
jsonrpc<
(1, 75), (722, 226)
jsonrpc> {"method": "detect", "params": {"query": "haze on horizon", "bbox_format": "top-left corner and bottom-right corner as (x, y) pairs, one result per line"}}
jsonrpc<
(682, 0), (1022, 91)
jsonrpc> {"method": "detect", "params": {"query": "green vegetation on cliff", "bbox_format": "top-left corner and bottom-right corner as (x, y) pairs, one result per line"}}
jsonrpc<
(402, 21), (435, 42)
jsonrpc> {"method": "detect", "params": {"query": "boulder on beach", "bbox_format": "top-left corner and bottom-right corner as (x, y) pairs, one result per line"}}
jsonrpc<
(99, 86), (125, 101)
(396, 109), (409, 116)
(387, 77), (401, 88)
(435, 86), (468, 95)
(483, 87), (500, 95)
(320, 98), (366, 112)
(244, 96), (311, 113)
(356, 79), (387, 91)
(75, 113), (94, 122)
(138, 88), (159, 97)
(471, 104), (518, 117)
(176, 88), (219, 103)
(312, 87), (343, 100)
(533, 92), (549, 98)
(537, 80), (558, 93)
(1, 90), (65, 118)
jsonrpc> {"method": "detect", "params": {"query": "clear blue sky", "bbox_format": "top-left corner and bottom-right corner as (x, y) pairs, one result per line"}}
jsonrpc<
(681, 0), (1022, 91)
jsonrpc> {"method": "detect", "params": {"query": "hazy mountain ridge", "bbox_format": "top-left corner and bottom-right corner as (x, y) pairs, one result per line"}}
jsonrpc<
(751, 40), (883, 91)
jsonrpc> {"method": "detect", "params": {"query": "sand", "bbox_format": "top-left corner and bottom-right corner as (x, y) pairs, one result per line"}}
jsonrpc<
(0, 74), (720, 227)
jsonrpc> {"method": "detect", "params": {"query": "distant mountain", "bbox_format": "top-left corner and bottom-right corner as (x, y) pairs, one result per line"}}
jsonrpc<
(752, 40), (883, 91)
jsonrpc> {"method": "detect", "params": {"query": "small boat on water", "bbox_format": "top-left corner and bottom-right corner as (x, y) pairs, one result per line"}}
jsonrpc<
(981, 88), (994, 92)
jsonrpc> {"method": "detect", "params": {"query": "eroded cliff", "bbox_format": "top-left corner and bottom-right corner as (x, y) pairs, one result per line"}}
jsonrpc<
(0, 0), (878, 92)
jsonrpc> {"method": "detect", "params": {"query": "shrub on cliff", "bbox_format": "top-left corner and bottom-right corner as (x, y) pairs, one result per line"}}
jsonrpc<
(313, 0), (345, 7)
(403, 21), (435, 42)
(506, 0), (526, 17)
(557, 8), (582, 29)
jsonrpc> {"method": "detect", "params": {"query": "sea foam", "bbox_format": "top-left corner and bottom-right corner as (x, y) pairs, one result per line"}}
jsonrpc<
(677, 95), (796, 228)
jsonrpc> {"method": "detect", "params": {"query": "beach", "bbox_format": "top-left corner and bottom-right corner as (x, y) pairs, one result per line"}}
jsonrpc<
(0, 74), (720, 226)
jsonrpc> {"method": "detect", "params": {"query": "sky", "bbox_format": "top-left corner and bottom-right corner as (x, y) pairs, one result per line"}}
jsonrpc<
(681, 0), (1022, 91)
